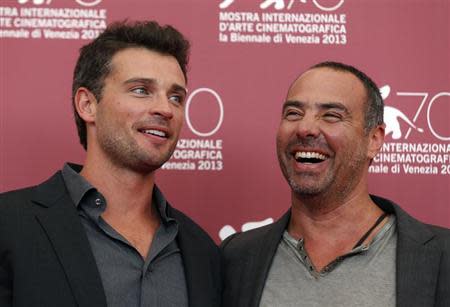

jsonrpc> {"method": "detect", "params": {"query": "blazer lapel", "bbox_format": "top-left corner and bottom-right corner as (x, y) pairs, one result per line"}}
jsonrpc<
(171, 208), (219, 307)
(244, 211), (290, 307)
(32, 172), (107, 307)
(372, 196), (441, 307)
(394, 206), (441, 307)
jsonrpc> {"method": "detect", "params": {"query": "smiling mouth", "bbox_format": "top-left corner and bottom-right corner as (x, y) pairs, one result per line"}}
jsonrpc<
(140, 129), (168, 139)
(294, 151), (328, 164)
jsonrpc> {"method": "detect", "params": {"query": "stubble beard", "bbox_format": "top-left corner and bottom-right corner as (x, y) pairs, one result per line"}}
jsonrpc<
(283, 161), (334, 197)
(98, 129), (175, 174)
(279, 143), (368, 204)
(277, 136), (334, 197)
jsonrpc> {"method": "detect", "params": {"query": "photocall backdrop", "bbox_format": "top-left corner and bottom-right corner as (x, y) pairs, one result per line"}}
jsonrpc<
(1, 0), (449, 242)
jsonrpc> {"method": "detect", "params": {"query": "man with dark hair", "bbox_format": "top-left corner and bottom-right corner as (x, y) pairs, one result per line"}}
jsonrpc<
(221, 62), (450, 307)
(0, 21), (220, 307)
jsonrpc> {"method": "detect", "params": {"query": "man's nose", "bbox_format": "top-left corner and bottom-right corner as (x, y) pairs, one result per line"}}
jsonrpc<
(295, 115), (320, 139)
(150, 94), (174, 119)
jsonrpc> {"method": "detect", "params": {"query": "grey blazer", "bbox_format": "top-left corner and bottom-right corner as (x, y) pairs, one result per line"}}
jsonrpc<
(0, 171), (221, 307)
(221, 195), (450, 307)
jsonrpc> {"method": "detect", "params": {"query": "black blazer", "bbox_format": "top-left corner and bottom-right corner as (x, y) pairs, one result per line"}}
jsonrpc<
(0, 171), (221, 307)
(221, 195), (450, 307)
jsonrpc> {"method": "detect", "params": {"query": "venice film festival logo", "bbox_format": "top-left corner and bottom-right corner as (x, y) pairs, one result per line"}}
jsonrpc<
(185, 88), (224, 137)
(219, 0), (345, 11)
(381, 85), (450, 141)
(16, 0), (102, 6)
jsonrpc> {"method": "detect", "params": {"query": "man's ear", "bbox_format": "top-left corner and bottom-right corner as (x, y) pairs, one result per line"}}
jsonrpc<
(74, 87), (98, 124)
(367, 124), (385, 159)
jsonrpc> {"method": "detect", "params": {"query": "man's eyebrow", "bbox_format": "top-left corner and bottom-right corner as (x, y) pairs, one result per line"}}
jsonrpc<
(282, 100), (304, 110)
(170, 84), (187, 96)
(282, 100), (350, 114)
(318, 102), (349, 114)
(123, 77), (157, 85)
(124, 78), (187, 95)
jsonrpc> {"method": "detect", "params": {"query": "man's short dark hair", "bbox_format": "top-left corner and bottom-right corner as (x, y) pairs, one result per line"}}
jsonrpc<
(310, 61), (384, 133)
(72, 20), (190, 149)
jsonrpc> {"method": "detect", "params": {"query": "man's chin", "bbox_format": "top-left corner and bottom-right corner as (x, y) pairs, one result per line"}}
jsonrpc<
(288, 177), (327, 196)
(122, 155), (171, 174)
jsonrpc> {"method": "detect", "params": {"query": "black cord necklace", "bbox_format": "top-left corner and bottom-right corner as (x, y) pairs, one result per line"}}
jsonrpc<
(353, 212), (388, 249)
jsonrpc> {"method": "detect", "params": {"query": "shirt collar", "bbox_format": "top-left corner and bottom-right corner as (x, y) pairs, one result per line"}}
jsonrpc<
(152, 184), (174, 224)
(62, 162), (94, 208)
(61, 162), (173, 224)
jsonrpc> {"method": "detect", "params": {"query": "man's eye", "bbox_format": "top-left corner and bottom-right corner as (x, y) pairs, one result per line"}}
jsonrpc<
(284, 110), (301, 120)
(169, 94), (184, 105)
(131, 87), (149, 95)
(323, 113), (342, 122)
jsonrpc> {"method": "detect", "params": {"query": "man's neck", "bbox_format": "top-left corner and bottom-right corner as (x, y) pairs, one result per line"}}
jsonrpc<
(287, 189), (385, 271)
(80, 153), (156, 218)
(79, 144), (164, 258)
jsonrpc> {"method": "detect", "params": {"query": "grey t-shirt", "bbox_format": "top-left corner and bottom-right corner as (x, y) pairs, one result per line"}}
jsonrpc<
(260, 216), (397, 307)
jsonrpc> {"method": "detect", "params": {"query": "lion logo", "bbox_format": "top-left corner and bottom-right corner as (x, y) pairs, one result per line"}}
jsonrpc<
(17, 0), (102, 6)
(219, 218), (274, 240)
(381, 85), (424, 140)
(17, 0), (51, 4)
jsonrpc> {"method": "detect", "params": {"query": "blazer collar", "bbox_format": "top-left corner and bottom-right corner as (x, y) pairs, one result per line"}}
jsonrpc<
(243, 211), (290, 307)
(31, 171), (70, 208)
(31, 171), (107, 307)
(371, 195), (441, 307)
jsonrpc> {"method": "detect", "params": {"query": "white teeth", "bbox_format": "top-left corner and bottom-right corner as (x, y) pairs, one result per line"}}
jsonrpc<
(143, 129), (166, 137)
(295, 151), (326, 161)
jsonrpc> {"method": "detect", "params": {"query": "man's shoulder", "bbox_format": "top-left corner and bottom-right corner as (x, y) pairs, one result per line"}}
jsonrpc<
(0, 170), (65, 213)
(220, 212), (289, 262)
(406, 219), (450, 254)
(0, 185), (37, 211)
(373, 194), (450, 250)
(423, 223), (450, 249)
(0, 186), (44, 238)
(221, 221), (278, 252)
